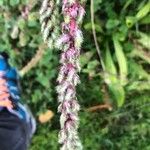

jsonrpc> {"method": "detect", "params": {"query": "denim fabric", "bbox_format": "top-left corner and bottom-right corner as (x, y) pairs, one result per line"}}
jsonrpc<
(0, 109), (30, 150)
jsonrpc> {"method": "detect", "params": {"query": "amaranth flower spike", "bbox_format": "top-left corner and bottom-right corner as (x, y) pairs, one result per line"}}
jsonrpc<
(40, 0), (61, 49)
(56, 0), (85, 149)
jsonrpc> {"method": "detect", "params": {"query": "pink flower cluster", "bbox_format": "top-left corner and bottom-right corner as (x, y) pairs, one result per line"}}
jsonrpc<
(56, 0), (85, 149)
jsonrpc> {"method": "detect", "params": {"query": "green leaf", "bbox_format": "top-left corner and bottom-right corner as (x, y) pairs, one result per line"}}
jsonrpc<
(18, 18), (26, 30)
(80, 51), (94, 68)
(104, 44), (117, 84)
(0, 0), (3, 6)
(106, 19), (120, 29)
(140, 14), (150, 24)
(94, 0), (102, 12)
(113, 35), (128, 85)
(19, 31), (30, 47)
(31, 89), (42, 103)
(105, 45), (117, 75)
(138, 32), (150, 49)
(127, 81), (150, 91)
(131, 48), (150, 64)
(122, 0), (134, 11)
(28, 20), (38, 27)
(11, 25), (19, 39)
(136, 1), (150, 20)
(128, 60), (149, 80)
(109, 82), (125, 107)
(82, 60), (99, 76)
(87, 60), (99, 70)
(10, 0), (20, 6)
(28, 12), (38, 27)
(84, 23), (103, 33)
(36, 73), (50, 87)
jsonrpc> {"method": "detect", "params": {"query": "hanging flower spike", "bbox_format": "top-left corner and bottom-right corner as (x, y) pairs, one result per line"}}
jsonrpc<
(40, 0), (85, 149)
(57, 0), (85, 150)
(40, 0), (61, 49)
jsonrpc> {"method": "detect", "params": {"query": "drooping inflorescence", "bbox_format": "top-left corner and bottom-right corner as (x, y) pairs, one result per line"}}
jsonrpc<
(56, 0), (85, 149)
(40, 0), (85, 149)
(40, 0), (61, 49)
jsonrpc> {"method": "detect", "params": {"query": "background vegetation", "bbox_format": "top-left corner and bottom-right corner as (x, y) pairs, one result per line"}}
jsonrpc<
(0, 0), (150, 149)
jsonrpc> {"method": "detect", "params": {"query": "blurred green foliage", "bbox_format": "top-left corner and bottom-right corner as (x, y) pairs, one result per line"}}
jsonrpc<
(0, 0), (150, 149)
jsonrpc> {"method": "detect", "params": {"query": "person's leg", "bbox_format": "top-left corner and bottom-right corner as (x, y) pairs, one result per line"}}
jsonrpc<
(0, 52), (36, 150)
(0, 109), (29, 150)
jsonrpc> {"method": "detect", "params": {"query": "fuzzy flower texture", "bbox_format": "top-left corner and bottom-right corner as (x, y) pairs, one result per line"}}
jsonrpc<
(40, 0), (60, 49)
(40, 0), (85, 150)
